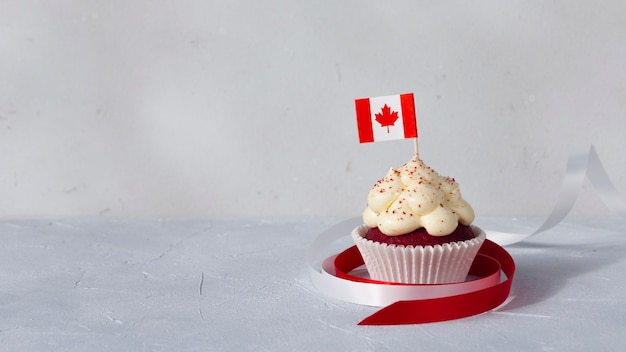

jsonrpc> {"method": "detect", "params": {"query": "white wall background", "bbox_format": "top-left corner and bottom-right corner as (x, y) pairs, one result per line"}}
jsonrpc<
(1, 1), (625, 220)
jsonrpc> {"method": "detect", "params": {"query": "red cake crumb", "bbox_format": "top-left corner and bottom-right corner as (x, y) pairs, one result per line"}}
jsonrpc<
(365, 224), (476, 246)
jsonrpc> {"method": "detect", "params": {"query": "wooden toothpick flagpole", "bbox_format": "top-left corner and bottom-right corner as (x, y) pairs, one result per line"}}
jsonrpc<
(414, 137), (419, 157)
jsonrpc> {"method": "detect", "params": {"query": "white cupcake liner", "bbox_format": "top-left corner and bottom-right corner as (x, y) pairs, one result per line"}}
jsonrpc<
(351, 225), (486, 284)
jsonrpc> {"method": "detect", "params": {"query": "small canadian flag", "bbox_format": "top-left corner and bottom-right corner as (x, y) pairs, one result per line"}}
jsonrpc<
(354, 93), (418, 143)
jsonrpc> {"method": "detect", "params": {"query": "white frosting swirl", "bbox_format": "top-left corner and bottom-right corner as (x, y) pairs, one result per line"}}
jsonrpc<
(362, 155), (474, 236)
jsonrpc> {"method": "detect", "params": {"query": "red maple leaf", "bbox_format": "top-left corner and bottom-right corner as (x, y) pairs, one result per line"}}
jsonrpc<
(374, 104), (399, 133)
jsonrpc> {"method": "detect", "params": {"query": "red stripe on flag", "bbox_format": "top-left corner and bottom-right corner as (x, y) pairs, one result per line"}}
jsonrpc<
(355, 98), (374, 143)
(400, 93), (417, 139)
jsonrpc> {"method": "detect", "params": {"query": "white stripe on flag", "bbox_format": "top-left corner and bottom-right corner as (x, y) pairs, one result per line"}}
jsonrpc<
(369, 95), (405, 142)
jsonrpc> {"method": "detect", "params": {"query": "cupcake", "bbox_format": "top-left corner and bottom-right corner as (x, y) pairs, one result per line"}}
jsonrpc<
(353, 155), (485, 284)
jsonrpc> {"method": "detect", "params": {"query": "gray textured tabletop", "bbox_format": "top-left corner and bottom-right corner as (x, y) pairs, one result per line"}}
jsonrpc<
(1, 218), (624, 351)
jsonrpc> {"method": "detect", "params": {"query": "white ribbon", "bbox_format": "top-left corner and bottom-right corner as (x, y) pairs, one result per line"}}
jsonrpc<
(308, 145), (626, 307)
(487, 145), (626, 245)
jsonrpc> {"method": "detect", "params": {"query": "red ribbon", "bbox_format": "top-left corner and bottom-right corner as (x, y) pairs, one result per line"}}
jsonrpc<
(333, 239), (515, 325)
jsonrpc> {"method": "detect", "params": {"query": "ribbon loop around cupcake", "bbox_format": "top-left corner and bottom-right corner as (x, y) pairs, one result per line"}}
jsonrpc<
(308, 219), (514, 324)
